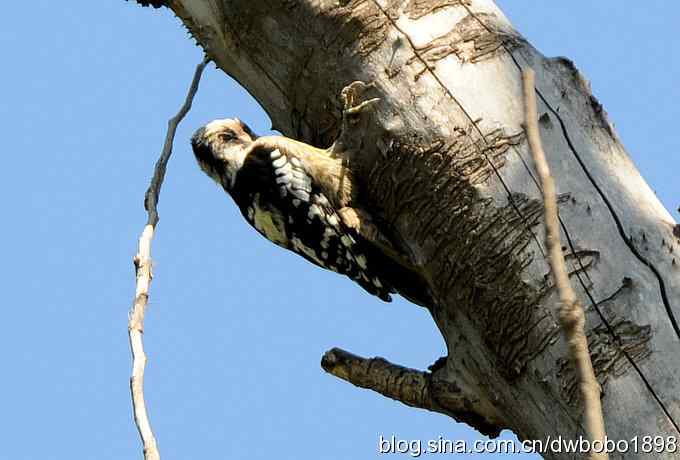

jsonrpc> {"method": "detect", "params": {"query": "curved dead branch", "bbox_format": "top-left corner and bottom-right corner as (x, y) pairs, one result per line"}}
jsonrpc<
(128, 55), (209, 460)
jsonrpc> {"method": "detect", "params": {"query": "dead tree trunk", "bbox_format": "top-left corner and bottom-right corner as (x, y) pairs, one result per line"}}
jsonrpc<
(131, 1), (680, 457)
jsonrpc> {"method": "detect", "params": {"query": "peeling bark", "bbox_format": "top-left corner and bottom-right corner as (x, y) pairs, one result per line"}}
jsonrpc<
(130, 1), (680, 458)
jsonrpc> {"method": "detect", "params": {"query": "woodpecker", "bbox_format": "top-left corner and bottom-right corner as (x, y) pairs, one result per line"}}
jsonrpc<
(191, 118), (398, 301)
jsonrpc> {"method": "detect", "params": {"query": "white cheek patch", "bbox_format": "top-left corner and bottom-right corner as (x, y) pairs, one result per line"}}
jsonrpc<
(216, 147), (246, 189)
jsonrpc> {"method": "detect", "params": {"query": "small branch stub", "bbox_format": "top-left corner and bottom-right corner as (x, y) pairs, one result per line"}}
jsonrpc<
(321, 347), (437, 409)
(128, 56), (209, 460)
(522, 68), (608, 460)
(321, 348), (504, 437)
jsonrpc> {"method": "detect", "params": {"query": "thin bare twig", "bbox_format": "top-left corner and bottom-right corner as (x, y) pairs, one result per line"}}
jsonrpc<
(522, 68), (608, 460)
(128, 55), (209, 460)
(144, 56), (210, 227)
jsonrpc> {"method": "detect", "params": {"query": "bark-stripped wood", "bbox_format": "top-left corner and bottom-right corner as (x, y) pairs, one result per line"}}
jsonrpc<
(523, 67), (608, 460)
(130, 1), (680, 458)
(128, 56), (209, 460)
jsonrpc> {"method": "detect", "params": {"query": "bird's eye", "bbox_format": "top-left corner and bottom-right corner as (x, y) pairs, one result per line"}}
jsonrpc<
(219, 132), (236, 142)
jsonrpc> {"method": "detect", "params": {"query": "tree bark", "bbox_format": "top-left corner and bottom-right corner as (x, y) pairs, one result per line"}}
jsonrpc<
(131, 1), (680, 457)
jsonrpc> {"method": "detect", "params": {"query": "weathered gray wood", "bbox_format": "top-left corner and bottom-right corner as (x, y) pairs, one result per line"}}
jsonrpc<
(134, 1), (680, 457)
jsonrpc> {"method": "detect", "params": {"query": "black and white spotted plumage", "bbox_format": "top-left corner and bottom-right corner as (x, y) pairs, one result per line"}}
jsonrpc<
(237, 146), (393, 300)
(191, 119), (395, 302)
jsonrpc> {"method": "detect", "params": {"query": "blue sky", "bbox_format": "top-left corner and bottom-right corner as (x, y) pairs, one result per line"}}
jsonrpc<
(0, 1), (677, 459)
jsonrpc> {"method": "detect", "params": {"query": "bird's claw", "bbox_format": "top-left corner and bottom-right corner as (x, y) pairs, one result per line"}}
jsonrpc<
(341, 81), (380, 117)
(345, 98), (380, 116)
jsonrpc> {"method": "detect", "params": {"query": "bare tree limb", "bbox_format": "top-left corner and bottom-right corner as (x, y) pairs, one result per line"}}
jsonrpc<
(144, 56), (210, 227)
(321, 347), (437, 408)
(522, 68), (608, 460)
(321, 348), (505, 437)
(128, 55), (209, 460)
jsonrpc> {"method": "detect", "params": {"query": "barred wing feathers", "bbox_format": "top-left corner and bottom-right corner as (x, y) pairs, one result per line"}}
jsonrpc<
(232, 144), (394, 301)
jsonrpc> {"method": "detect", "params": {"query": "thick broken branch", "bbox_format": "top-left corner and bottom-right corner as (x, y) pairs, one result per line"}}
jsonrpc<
(321, 347), (436, 408)
(522, 68), (608, 460)
(128, 55), (209, 460)
(321, 348), (504, 437)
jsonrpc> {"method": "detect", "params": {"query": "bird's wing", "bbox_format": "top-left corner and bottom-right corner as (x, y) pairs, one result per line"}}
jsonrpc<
(236, 143), (394, 301)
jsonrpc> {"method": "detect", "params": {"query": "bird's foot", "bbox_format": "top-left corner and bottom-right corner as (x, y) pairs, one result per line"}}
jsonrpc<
(330, 81), (380, 158)
(341, 81), (380, 120)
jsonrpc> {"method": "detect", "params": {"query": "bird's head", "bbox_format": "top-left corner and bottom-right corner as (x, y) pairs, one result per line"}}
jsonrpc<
(191, 118), (257, 190)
